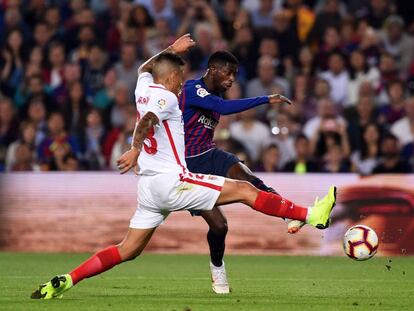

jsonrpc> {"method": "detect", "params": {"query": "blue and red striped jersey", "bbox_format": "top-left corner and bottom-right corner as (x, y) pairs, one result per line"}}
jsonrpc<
(179, 78), (269, 157)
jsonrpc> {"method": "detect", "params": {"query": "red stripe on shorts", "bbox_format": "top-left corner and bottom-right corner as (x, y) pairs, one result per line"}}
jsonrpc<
(181, 177), (222, 191)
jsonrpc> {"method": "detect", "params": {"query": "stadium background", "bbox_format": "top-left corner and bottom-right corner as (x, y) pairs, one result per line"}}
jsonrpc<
(0, 0), (413, 256)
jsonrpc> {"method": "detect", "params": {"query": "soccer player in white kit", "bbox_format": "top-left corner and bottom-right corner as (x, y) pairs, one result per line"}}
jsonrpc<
(31, 35), (336, 299)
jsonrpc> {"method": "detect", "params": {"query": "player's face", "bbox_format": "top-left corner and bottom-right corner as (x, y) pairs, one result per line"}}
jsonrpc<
(213, 64), (238, 93)
(171, 67), (184, 95)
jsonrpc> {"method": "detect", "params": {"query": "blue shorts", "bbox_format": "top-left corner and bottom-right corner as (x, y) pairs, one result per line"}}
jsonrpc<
(185, 148), (240, 216)
(185, 148), (240, 177)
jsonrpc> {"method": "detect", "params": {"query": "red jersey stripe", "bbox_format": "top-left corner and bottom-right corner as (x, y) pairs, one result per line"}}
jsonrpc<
(162, 120), (182, 166)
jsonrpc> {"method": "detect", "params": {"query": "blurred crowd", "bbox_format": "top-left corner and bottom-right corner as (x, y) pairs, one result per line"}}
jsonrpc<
(1, 0), (414, 174)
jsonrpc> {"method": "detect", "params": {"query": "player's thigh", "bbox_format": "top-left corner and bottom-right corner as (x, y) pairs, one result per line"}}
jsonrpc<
(227, 161), (255, 181)
(215, 178), (258, 207)
(118, 227), (157, 261)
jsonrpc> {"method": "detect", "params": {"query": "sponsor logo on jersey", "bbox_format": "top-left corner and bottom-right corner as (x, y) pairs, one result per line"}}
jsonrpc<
(196, 88), (210, 98)
(198, 114), (218, 130)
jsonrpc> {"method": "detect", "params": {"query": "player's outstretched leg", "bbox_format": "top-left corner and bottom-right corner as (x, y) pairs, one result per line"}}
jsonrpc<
(216, 179), (336, 229)
(30, 227), (156, 299)
(227, 162), (305, 233)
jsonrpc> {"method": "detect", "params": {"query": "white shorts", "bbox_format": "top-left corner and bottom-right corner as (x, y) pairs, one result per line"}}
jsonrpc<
(129, 170), (225, 229)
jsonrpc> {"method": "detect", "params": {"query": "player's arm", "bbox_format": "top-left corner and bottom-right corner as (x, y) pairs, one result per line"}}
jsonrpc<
(138, 34), (195, 75)
(188, 89), (292, 115)
(116, 112), (160, 174)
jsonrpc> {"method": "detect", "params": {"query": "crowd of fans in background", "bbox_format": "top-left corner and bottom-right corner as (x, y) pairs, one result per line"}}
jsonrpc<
(1, 0), (414, 174)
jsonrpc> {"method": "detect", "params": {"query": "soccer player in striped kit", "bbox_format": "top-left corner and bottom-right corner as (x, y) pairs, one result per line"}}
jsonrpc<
(180, 51), (304, 293)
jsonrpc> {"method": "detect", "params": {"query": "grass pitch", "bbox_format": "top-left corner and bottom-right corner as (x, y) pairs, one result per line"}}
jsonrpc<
(0, 253), (413, 311)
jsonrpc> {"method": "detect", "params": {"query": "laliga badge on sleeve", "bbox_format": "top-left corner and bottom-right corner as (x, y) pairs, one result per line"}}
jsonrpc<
(197, 88), (210, 98)
(157, 99), (167, 110)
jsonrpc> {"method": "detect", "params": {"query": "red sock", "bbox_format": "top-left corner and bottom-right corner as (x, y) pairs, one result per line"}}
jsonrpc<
(69, 245), (122, 285)
(252, 191), (308, 221)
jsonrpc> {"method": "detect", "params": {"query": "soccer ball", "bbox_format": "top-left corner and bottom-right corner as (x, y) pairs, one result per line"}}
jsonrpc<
(343, 225), (379, 261)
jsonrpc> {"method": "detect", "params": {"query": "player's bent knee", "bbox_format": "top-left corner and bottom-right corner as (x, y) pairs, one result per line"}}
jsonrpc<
(210, 220), (228, 236)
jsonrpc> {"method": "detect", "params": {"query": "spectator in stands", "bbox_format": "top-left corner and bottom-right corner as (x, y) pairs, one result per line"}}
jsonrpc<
(269, 111), (297, 169)
(38, 111), (80, 171)
(314, 26), (341, 71)
(283, 134), (320, 173)
(246, 55), (289, 100)
(250, 0), (274, 29)
(308, 0), (341, 46)
(110, 113), (136, 170)
(0, 29), (25, 97)
(303, 98), (345, 139)
(373, 133), (412, 173)
(176, 0), (222, 40)
(309, 115), (350, 160)
(0, 97), (19, 170)
(377, 52), (399, 104)
(229, 109), (271, 162)
(113, 42), (140, 100)
(347, 95), (379, 151)
(9, 143), (38, 171)
(24, 97), (47, 147)
(33, 21), (53, 52)
(83, 108), (106, 170)
(296, 45), (316, 78)
(255, 143), (280, 172)
(82, 44), (108, 99)
(53, 62), (82, 107)
(110, 82), (131, 129)
(379, 79), (406, 125)
(319, 52), (349, 106)
(93, 68), (117, 111)
(347, 49), (380, 106)
(63, 80), (89, 139)
(379, 15), (414, 76)
(5, 121), (37, 171)
(269, 9), (300, 60)
(391, 96), (414, 148)
(366, 0), (392, 29)
(284, 0), (315, 43)
(323, 144), (351, 173)
(351, 122), (382, 175)
(44, 42), (66, 91)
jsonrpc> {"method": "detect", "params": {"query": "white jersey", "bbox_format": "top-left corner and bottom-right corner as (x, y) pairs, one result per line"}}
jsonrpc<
(134, 72), (186, 175)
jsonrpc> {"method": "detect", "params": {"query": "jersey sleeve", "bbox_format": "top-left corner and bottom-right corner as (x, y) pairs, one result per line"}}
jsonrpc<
(146, 92), (177, 122)
(135, 72), (154, 95)
(184, 85), (269, 115)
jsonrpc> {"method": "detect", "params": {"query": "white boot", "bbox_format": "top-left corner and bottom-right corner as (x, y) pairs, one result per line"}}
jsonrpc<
(210, 261), (230, 294)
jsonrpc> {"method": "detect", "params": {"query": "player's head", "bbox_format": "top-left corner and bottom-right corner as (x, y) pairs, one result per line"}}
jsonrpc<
(206, 51), (239, 93)
(153, 52), (185, 95)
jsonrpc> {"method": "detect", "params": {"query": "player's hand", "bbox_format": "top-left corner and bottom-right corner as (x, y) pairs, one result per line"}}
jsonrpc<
(117, 148), (140, 175)
(268, 94), (293, 105)
(170, 34), (196, 54)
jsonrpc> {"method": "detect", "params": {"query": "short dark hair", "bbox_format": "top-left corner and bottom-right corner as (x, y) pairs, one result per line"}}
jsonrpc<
(295, 133), (309, 143)
(154, 52), (185, 67)
(207, 51), (239, 67)
(152, 52), (185, 79)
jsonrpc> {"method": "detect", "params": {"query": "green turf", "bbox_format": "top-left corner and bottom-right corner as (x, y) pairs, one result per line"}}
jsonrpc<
(0, 253), (413, 311)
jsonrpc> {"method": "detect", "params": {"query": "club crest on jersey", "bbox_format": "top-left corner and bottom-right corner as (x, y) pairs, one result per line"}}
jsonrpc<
(196, 88), (210, 98)
(157, 99), (167, 110)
